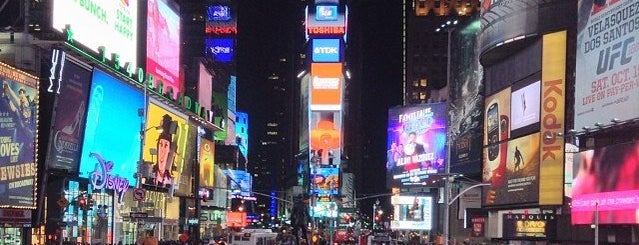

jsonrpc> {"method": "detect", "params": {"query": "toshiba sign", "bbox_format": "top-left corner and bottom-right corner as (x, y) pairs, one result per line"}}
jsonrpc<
(312, 39), (341, 62)
(310, 63), (343, 111)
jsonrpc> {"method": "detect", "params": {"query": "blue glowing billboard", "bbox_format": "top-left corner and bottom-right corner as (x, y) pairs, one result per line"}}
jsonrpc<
(207, 5), (231, 22)
(386, 103), (448, 188)
(311, 167), (339, 196)
(316, 5), (338, 21)
(224, 169), (252, 197)
(79, 69), (144, 185)
(205, 38), (234, 63)
(312, 39), (341, 62)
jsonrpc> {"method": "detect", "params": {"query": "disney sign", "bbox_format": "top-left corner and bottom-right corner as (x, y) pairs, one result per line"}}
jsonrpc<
(89, 153), (130, 203)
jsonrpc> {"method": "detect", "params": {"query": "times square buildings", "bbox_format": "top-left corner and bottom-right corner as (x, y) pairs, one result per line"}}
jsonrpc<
(0, 0), (639, 244)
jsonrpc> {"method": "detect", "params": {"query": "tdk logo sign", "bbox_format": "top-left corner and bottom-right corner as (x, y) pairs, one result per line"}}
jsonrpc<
(312, 39), (341, 62)
(316, 5), (338, 21)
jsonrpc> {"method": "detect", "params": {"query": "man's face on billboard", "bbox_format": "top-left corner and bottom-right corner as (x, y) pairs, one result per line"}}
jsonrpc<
(157, 138), (171, 171)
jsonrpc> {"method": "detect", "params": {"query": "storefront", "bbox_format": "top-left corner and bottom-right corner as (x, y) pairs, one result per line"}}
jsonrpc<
(115, 190), (180, 244)
(0, 209), (32, 245)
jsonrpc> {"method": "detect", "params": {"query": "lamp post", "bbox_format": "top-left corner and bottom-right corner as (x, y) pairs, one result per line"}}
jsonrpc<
(436, 19), (457, 245)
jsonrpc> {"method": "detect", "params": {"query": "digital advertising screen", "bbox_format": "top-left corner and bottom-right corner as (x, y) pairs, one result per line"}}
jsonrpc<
(310, 63), (343, 110)
(46, 57), (91, 173)
(510, 79), (540, 137)
(205, 4), (237, 35)
(391, 196), (433, 230)
(311, 167), (339, 196)
(575, 0), (639, 130)
(483, 133), (540, 206)
(502, 213), (556, 239)
(147, 0), (181, 99)
(199, 138), (215, 188)
(198, 62), (213, 111)
(142, 101), (188, 191)
(205, 38), (234, 63)
(571, 141), (639, 225)
(80, 69), (143, 186)
(484, 88), (511, 146)
(306, 7), (346, 37)
(0, 63), (38, 208)
(312, 39), (341, 63)
(386, 103), (447, 188)
(52, 0), (138, 69)
(310, 111), (342, 167)
(236, 111), (249, 159)
(313, 201), (338, 218)
(224, 170), (252, 197)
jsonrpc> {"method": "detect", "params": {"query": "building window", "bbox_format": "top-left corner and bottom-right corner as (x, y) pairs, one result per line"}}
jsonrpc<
(413, 80), (420, 87)
(412, 92), (419, 100)
(419, 92), (427, 100)
(420, 79), (428, 87)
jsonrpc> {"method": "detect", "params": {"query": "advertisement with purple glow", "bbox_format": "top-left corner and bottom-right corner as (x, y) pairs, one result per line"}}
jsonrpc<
(571, 141), (639, 224)
(386, 103), (447, 188)
(147, 0), (181, 98)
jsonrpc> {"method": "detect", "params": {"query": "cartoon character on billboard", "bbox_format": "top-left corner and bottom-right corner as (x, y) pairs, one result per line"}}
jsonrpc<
(153, 114), (176, 187)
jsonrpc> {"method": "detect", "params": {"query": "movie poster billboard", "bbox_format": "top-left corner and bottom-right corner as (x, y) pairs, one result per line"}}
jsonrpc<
(147, 0), (181, 98)
(310, 111), (342, 167)
(52, 0), (138, 69)
(47, 55), (91, 173)
(483, 133), (540, 206)
(575, 0), (639, 129)
(390, 196), (433, 230)
(141, 101), (188, 192)
(0, 63), (38, 208)
(572, 141), (639, 224)
(386, 103), (447, 188)
(80, 69), (142, 194)
(449, 18), (483, 174)
(484, 88), (510, 146)
(199, 138), (215, 188)
(311, 167), (339, 196)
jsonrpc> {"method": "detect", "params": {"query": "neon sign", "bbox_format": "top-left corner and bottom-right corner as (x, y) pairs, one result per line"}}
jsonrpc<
(62, 27), (216, 126)
(205, 26), (237, 35)
(308, 26), (345, 35)
(89, 152), (130, 203)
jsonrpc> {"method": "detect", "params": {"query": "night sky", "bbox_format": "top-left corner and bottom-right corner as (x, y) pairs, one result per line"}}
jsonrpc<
(236, 0), (403, 209)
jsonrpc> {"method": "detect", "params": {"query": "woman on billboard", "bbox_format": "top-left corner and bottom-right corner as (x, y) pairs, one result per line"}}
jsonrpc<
(153, 114), (175, 187)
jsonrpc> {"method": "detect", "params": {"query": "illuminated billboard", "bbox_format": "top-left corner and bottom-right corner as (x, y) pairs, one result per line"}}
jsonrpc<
(0, 63), (38, 208)
(206, 4), (237, 35)
(483, 133), (540, 206)
(52, 0), (138, 69)
(46, 54), (91, 173)
(236, 111), (249, 159)
(313, 201), (338, 218)
(198, 62), (213, 111)
(391, 196), (433, 230)
(312, 39), (341, 62)
(575, 0), (639, 130)
(147, 0), (181, 99)
(306, 6), (346, 37)
(572, 141), (639, 225)
(484, 88), (510, 146)
(205, 38), (234, 63)
(199, 138), (215, 188)
(310, 63), (343, 110)
(386, 103), (447, 187)
(80, 69), (143, 186)
(141, 101), (188, 191)
(510, 79), (540, 136)
(316, 5), (338, 21)
(311, 167), (339, 196)
(224, 170), (252, 197)
(310, 111), (342, 167)
(502, 213), (556, 239)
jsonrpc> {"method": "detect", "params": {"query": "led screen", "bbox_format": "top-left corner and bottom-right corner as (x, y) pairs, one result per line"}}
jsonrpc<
(312, 39), (341, 62)
(483, 133), (540, 206)
(575, 0), (639, 130)
(310, 111), (342, 167)
(391, 196), (433, 230)
(80, 69), (143, 185)
(205, 4), (237, 35)
(0, 63), (38, 208)
(510, 80), (540, 135)
(571, 141), (639, 224)
(52, 0), (138, 69)
(141, 101), (188, 191)
(198, 62), (213, 111)
(310, 63), (343, 110)
(236, 112), (249, 159)
(313, 201), (338, 218)
(46, 55), (91, 173)
(199, 138), (215, 188)
(207, 5), (231, 21)
(306, 8), (346, 37)
(316, 5), (338, 21)
(224, 170), (252, 197)
(147, 0), (181, 98)
(484, 88), (511, 146)
(386, 103), (447, 187)
(205, 38), (234, 63)
(310, 167), (339, 196)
